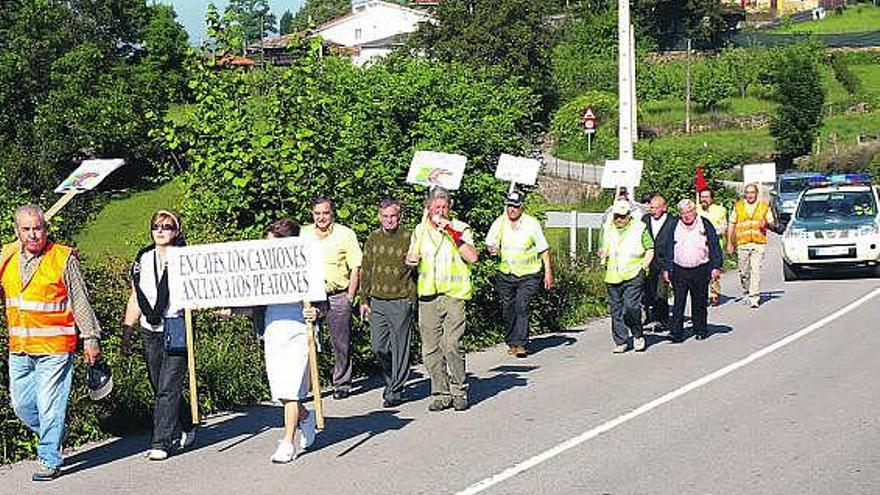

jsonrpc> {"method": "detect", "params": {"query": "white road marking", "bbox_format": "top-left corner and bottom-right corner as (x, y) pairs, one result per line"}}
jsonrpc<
(455, 287), (880, 495)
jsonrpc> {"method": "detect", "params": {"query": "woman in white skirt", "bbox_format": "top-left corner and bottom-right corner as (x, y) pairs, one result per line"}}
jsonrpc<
(238, 218), (319, 464)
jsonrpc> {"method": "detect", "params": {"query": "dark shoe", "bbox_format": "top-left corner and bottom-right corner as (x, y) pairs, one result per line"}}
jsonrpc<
(32, 462), (60, 482)
(668, 334), (684, 344)
(427, 396), (452, 412)
(383, 395), (403, 408)
(452, 395), (468, 412)
(695, 333), (707, 341)
(333, 389), (350, 400)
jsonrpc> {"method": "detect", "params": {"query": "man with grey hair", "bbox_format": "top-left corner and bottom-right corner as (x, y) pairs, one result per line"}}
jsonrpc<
(727, 183), (774, 309)
(663, 199), (722, 342)
(406, 187), (478, 412)
(1, 205), (102, 481)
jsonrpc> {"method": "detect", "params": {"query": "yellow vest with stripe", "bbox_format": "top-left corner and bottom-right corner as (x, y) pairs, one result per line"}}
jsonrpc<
(734, 200), (769, 245)
(1, 242), (77, 355)
(411, 219), (473, 300)
(602, 220), (647, 284)
(496, 215), (543, 277)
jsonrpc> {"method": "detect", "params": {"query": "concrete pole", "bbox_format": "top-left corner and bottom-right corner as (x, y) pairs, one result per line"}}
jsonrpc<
(630, 27), (638, 144)
(686, 38), (692, 134)
(617, 0), (634, 163)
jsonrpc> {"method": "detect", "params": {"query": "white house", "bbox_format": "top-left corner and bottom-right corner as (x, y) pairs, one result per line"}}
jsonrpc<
(314, 0), (435, 65)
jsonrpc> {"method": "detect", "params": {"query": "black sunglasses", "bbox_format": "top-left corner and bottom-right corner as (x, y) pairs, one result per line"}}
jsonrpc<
(151, 223), (177, 232)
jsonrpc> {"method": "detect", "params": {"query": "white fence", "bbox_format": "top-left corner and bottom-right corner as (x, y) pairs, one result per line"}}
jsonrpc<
(545, 211), (605, 259)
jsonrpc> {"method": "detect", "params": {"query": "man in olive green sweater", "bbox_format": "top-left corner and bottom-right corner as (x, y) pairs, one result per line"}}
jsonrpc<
(359, 198), (416, 408)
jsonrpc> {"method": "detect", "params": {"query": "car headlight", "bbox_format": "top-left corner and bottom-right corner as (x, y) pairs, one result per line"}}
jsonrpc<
(857, 225), (879, 237)
(784, 227), (809, 240)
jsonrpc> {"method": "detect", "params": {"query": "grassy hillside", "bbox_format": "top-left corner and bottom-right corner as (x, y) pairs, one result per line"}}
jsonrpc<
(75, 179), (183, 261)
(772, 4), (880, 34)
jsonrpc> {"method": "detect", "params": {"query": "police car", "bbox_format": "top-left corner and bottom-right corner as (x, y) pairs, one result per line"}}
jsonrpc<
(771, 172), (826, 230)
(782, 174), (880, 281)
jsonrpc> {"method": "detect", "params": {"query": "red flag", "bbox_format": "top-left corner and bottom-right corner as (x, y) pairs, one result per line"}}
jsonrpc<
(695, 166), (708, 194)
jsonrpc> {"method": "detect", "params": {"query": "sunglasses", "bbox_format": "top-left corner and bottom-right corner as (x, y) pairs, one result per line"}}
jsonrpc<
(613, 213), (628, 220)
(151, 223), (177, 232)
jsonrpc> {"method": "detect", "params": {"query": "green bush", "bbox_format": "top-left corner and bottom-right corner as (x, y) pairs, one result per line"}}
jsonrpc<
(635, 144), (743, 209)
(829, 53), (862, 95)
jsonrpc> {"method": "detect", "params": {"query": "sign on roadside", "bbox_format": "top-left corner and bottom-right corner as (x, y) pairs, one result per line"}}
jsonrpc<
(166, 237), (327, 312)
(495, 154), (541, 186)
(582, 106), (598, 135)
(406, 151), (467, 190)
(601, 159), (643, 189)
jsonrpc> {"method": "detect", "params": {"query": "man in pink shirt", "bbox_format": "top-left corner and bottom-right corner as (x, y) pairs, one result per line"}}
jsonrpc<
(662, 199), (723, 342)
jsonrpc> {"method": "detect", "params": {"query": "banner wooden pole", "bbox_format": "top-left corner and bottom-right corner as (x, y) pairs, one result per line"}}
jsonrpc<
(185, 308), (199, 425)
(44, 190), (79, 221)
(304, 301), (324, 430)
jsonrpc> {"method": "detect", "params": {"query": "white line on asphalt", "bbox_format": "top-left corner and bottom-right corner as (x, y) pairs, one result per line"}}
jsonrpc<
(455, 287), (880, 495)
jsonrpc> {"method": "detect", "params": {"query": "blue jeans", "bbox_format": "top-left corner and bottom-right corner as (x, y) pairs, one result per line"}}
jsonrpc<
(9, 353), (74, 469)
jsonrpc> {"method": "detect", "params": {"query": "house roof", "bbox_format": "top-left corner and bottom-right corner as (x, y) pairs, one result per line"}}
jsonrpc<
(359, 32), (410, 49)
(314, 1), (434, 33)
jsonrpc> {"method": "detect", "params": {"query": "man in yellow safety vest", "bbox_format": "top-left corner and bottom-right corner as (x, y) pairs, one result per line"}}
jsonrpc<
(601, 200), (654, 353)
(697, 189), (728, 306)
(0, 205), (102, 481)
(485, 191), (553, 358)
(406, 187), (478, 412)
(726, 183), (774, 309)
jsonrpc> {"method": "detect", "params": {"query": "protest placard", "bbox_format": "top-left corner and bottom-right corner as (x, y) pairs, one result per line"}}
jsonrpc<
(406, 151), (467, 190)
(167, 237), (327, 312)
(54, 159), (126, 193)
(495, 154), (541, 186)
(601, 159), (643, 189)
(742, 163), (776, 186)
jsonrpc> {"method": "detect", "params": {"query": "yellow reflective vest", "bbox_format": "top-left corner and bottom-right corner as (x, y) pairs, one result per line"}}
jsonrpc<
(410, 219), (473, 300)
(603, 220), (648, 284)
(733, 200), (769, 245)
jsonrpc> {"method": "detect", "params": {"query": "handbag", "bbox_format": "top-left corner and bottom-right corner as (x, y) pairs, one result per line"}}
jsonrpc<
(163, 315), (188, 355)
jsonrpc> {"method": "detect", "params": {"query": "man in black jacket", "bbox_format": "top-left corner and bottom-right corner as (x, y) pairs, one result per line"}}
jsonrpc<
(641, 194), (675, 331)
(663, 199), (723, 342)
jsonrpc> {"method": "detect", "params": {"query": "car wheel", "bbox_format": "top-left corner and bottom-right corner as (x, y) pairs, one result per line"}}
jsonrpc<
(783, 260), (800, 282)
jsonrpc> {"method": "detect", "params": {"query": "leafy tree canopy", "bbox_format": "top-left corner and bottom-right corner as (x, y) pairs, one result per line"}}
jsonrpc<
(287, 0), (350, 34)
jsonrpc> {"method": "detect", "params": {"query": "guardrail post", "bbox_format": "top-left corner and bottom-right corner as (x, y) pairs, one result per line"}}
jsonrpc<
(569, 210), (577, 261)
(587, 227), (593, 253)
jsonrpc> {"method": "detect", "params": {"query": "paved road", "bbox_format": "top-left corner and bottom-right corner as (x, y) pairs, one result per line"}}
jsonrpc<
(2, 236), (879, 494)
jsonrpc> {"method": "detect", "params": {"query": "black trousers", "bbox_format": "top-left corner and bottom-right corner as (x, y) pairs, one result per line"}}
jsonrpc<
(643, 263), (669, 326)
(496, 272), (543, 347)
(143, 329), (193, 451)
(670, 263), (710, 339)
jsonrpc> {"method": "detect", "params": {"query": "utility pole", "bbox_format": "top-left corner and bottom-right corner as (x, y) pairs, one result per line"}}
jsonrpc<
(685, 37), (692, 135)
(617, 0), (634, 162)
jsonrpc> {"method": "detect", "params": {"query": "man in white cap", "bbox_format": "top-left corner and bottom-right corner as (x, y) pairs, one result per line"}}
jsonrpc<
(600, 200), (654, 353)
(486, 190), (553, 358)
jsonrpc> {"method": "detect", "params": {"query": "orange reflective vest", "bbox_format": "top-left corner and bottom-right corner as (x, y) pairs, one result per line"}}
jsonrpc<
(1, 242), (77, 354)
(733, 200), (769, 246)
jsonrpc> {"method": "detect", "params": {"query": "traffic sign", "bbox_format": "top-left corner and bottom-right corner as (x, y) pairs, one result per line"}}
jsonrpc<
(582, 106), (597, 135)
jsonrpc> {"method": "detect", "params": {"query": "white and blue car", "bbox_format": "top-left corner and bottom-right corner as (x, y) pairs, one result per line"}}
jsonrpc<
(782, 174), (880, 281)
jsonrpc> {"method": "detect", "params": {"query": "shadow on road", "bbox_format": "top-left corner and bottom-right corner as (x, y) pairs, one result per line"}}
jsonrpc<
(527, 334), (577, 356)
(317, 410), (413, 458)
(468, 365), (537, 407)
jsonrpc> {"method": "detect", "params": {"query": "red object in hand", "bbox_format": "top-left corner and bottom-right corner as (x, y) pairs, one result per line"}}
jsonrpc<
(443, 224), (463, 244)
(696, 166), (709, 194)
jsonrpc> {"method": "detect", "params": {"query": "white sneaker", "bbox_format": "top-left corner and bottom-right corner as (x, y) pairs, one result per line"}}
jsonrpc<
(298, 410), (317, 450)
(270, 440), (296, 464)
(612, 343), (629, 354)
(147, 449), (168, 461)
(179, 429), (197, 451)
(633, 337), (646, 352)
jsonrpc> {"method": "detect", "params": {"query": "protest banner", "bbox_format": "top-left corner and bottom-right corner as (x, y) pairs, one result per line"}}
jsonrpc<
(46, 158), (126, 219)
(166, 236), (327, 425)
(601, 159), (643, 190)
(406, 151), (467, 190)
(495, 154), (541, 193)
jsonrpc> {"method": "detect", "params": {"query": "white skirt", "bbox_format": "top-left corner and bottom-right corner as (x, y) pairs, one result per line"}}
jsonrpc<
(263, 304), (310, 401)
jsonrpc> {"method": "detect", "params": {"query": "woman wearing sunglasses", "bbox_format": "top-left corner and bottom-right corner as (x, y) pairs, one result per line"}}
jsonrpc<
(121, 210), (196, 461)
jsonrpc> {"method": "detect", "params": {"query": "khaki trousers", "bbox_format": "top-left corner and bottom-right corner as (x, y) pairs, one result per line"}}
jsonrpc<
(737, 244), (766, 305)
(418, 295), (467, 398)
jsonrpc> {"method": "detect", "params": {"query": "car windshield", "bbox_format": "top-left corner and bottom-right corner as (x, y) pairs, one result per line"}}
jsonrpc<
(779, 177), (816, 194)
(795, 191), (876, 220)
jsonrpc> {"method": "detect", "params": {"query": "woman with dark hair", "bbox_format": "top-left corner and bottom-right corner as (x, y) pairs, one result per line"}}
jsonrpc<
(121, 210), (195, 461)
(231, 218), (319, 463)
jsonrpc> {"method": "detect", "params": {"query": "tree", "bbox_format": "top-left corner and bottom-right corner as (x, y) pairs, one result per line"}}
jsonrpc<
(227, 0), (277, 45)
(289, 0), (350, 33)
(768, 43), (825, 168)
(409, 0), (557, 113)
(279, 9), (295, 35)
(632, 0), (742, 50)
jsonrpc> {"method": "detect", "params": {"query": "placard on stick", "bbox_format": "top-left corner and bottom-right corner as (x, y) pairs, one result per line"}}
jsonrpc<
(406, 151), (467, 190)
(54, 159), (126, 193)
(495, 154), (541, 186)
(742, 162), (776, 186)
(601, 159), (643, 189)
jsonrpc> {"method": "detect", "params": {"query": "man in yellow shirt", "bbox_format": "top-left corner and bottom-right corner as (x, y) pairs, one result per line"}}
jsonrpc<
(727, 184), (774, 309)
(302, 197), (363, 399)
(697, 189), (727, 306)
